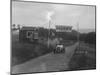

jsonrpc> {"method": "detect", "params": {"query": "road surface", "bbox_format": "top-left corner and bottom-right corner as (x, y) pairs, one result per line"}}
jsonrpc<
(12, 42), (78, 74)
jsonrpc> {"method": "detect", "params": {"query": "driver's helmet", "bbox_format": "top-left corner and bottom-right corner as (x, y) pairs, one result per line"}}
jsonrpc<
(56, 44), (64, 49)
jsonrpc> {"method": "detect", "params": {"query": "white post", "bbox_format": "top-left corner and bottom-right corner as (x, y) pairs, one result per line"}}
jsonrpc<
(77, 22), (80, 50)
(77, 23), (79, 42)
(47, 12), (53, 48)
(48, 20), (51, 48)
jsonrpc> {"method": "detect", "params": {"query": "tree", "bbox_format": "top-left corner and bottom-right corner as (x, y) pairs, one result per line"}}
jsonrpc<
(12, 24), (16, 28)
(17, 24), (21, 30)
(55, 29), (78, 41)
(12, 24), (16, 30)
(84, 32), (96, 44)
(79, 33), (87, 41)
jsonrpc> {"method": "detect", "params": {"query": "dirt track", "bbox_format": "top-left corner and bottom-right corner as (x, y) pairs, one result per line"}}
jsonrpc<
(12, 42), (78, 74)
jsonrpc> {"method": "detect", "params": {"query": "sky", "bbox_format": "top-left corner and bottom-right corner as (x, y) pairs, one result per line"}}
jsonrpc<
(12, 1), (95, 30)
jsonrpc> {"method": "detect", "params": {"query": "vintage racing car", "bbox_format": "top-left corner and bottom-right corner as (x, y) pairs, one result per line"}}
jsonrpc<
(53, 44), (65, 54)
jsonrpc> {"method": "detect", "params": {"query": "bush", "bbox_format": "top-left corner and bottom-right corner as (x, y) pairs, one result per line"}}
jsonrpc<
(84, 32), (96, 44)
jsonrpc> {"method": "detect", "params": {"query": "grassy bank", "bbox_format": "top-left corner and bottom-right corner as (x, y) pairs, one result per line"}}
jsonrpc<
(12, 31), (53, 66)
(68, 42), (96, 70)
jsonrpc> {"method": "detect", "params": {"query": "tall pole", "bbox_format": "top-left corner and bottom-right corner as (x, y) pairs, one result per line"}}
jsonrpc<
(77, 22), (79, 42)
(48, 20), (51, 48)
(77, 22), (80, 50)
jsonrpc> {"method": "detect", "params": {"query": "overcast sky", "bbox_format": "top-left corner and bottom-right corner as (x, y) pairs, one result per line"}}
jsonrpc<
(12, 1), (95, 30)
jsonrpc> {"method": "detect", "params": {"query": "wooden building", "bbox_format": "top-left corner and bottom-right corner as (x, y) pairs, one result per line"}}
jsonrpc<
(19, 27), (39, 43)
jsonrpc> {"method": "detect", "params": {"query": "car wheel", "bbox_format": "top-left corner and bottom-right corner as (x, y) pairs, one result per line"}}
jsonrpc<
(54, 50), (56, 54)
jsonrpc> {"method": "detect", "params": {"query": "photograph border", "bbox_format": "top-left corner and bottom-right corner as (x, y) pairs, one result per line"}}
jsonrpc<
(10, 0), (96, 74)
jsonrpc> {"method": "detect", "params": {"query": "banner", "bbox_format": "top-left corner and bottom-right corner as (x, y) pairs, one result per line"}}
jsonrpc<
(56, 25), (72, 32)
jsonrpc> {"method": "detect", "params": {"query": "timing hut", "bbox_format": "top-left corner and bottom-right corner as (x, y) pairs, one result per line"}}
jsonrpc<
(19, 27), (39, 43)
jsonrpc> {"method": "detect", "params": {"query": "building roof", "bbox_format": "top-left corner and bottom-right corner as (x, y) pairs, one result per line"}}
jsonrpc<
(21, 27), (38, 31)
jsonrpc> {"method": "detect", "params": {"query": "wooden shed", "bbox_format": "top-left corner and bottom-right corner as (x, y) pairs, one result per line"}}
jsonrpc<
(19, 27), (39, 43)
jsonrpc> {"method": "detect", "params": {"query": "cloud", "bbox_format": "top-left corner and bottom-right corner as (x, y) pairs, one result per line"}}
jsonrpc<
(12, 1), (95, 29)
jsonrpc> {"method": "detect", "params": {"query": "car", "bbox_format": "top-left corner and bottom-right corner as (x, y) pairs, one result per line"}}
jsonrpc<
(54, 44), (65, 54)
